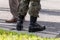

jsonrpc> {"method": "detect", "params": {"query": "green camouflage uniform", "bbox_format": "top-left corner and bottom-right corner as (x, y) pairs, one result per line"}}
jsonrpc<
(16, 0), (46, 32)
(17, 0), (41, 17)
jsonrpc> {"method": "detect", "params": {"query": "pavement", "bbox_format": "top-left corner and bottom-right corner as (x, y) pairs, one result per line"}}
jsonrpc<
(0, 0), (60, 38)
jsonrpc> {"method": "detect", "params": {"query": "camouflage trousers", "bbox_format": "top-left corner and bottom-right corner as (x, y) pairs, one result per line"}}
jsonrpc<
(18, 0), (41, 17)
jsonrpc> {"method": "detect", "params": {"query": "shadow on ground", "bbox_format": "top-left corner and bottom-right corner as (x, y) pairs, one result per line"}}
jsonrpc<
(40, 9), (60, 16)
(0, 7), (60, 16)
(0, 19), (60, 38)
(0, 19), (60, 33)
(0, 7), (10, 11)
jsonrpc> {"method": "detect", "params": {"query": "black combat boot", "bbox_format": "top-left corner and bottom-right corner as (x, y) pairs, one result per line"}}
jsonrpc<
(29, 16), (46, 32)
(16, 15), (24, 31)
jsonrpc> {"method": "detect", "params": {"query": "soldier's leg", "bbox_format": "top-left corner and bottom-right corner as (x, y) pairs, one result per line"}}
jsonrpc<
(29, 0), (46, 32)
(16, 0), (30, 30)
(5, 0), (20, 23)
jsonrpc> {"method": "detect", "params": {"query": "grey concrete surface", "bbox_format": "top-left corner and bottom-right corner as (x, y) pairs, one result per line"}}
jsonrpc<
(0, 0), (60, 38)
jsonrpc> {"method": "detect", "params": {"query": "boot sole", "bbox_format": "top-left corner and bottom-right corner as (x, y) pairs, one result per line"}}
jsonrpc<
(29, 26), (46, 32)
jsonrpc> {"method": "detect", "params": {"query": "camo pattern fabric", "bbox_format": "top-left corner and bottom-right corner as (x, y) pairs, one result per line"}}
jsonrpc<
(17, 0), (41, 17)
